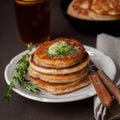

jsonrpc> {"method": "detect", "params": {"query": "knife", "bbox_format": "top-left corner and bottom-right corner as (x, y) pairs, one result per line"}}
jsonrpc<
(89, 60), (120, 106)
(89, 60), (113, 107)
(89, 60), (120, 105)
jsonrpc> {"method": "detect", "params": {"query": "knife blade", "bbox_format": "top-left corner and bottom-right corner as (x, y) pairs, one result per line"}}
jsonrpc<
(89, 60), (99, 72)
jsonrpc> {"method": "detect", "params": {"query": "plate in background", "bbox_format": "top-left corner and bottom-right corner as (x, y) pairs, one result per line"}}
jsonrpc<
(60, 0), (120, 35)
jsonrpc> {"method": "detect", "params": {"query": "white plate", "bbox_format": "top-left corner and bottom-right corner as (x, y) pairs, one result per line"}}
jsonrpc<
(4, 46), (117, 103)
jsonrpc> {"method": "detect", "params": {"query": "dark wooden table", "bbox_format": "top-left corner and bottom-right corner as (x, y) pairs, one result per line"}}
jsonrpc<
(0, 0), (97, 120)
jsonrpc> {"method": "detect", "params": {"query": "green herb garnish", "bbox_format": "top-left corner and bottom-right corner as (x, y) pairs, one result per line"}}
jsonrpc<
(46, 41), (76, 57)
(3, 43), (40, 101)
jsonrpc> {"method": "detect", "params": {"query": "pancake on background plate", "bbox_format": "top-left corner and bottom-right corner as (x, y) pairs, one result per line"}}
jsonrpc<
(28, 37), (90, 94)
(67, 0), (120, 20)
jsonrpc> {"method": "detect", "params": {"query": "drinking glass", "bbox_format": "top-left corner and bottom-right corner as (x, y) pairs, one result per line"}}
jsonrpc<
(13, 0), (50, 44)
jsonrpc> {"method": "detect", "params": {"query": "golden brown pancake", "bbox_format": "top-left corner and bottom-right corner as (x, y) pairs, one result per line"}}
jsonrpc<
(33, 37), (85, 68)
(29, 76), (90, 95)
(91, 0), (120, 16)
(67, 0), (93, 20)
(28, 37), (90, 95)
(28, 65), (89, 83)
(67, 0), (120, 20)
(29, 52), (89, 75)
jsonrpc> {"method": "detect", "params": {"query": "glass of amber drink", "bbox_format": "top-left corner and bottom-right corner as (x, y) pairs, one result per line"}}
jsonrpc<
(13, 0), (50, 44)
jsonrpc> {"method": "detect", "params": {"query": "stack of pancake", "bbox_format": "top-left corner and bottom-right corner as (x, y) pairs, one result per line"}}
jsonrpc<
(67, 0), (120, 20)
(28, 38), (90, 94)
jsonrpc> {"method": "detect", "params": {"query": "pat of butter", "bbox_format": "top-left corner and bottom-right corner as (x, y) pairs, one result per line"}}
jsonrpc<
(47, 41), (76, 57)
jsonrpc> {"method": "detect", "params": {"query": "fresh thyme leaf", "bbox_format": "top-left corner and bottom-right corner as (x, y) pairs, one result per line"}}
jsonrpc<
(23, 81), (40, 93)
(27, 42), (32, 51)
(3, 82), (15, 101)
(17, 53), (30, 64)
(3, 43), (40, 101)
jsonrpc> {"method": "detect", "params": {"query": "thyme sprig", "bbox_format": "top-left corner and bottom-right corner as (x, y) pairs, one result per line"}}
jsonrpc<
(3, 43), (40, 101)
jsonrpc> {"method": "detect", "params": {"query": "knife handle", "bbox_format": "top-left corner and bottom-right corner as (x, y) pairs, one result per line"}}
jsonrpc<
(97, 70), (120, 104)
(89, 71), (113, 107)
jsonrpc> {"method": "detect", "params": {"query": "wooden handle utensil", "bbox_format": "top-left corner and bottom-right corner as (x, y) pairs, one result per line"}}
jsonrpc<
(97, 70), (120, 104)
(89, 71), (113, 107)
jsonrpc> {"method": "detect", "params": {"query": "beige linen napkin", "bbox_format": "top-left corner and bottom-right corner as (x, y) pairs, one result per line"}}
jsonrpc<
(94, 33), (120, 120)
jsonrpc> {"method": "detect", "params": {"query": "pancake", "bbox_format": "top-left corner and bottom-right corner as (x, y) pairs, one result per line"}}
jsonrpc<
(29, 76), (90, 95)
(91, 0), (120, 16)
(28, 37), (90, 95)
(67, 0), (120, 20)
(33, 37), (85, 69)
(29, 52), (89, 75)
(28, 65), (89, 83)
(67, 0), (93, 20)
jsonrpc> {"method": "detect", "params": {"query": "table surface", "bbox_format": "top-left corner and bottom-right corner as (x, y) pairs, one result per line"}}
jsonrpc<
(0, 0), (98, 120)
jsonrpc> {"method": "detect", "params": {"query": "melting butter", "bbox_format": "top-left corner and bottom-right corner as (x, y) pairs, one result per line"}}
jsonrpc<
(46, 41), (76, 57)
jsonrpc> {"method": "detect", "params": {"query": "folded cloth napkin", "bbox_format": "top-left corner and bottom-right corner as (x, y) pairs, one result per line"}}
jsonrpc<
(94, 33), (120, 120)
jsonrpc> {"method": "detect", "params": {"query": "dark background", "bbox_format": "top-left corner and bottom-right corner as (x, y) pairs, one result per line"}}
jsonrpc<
(0, 0), (98, 120)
